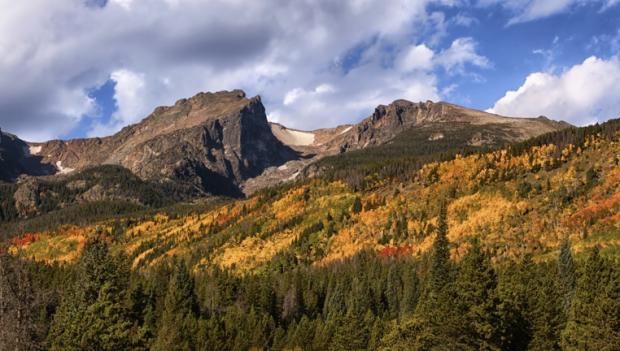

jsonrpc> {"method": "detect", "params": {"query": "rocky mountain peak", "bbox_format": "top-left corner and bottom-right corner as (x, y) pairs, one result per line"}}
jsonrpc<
(24, 90), (297, 196)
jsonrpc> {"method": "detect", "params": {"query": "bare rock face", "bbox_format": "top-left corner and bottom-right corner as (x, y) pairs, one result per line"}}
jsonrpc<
(13, 178), (40, 217)
(31, 90), (299, 196)
(0, 129), (55, 182)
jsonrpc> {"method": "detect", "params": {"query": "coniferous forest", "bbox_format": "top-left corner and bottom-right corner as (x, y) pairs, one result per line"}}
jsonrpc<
(1, 204), (619, 350)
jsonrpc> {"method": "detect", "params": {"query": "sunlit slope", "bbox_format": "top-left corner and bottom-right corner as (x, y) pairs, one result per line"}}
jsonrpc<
(11, 123), (620, 270)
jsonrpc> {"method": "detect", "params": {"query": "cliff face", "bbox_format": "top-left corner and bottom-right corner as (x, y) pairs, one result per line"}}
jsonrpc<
(0, 129), (55, 182)
(30, 90), (299, 196)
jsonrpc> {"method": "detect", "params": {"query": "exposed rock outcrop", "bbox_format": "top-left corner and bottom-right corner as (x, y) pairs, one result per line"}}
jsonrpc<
(30, 90), (300, 196)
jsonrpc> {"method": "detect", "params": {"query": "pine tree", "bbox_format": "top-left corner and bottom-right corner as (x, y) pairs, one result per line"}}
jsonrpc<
(496, 254), (536, 350)
(351, 196), (363, 214)
(430, 202), (451, 292)
(561, 247), (620, 349)
(453, 239), (501, 350)
(329, 312), (369, 351)
(48, 237), (133, 351)
(557, 238), (576, 314)
(79, 282), (134, 350)
(382, 202), (460, 350)
(528, 264), (563, 351)
(152, 259), (199, 351)
(400, 265), (419, 318)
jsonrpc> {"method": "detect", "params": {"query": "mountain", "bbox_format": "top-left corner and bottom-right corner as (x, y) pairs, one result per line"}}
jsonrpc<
(0, 91), (571, 217)
(4, 102), (619, 351)
(272, 100), (569, 155)
(247, 99), (570, 193)
(27, 90), (300, 197)
(11, 117), (620, 268)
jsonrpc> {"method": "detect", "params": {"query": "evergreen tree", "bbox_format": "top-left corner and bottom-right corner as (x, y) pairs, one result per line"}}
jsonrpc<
(430, 202), (451, 292)
(382, 202), (460, 350)
(528, 264), (563, 351)
(79, 282), (135, 350)
(152, 259), (198, 351)
(557, 238), (576, 314)
(351, 196), (363, 214)
(48, 237), (134, 351)
(561, 247), (620, 349)
(496, 254), (538, 350)
(330, 312), (369, 351)
(453, 239), (501, 350)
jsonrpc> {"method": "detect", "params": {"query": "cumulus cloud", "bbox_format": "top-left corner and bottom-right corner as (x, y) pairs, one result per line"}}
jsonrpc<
(488, 56), (620, 125)
(0, 0), (493, 140)
(398, 44), (435, 71)
(436, 37), (490, 73)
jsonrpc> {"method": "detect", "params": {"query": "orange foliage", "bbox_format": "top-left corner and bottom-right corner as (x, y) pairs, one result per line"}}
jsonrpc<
(11, 233), (40, 247)
(378, 245), (413, 258)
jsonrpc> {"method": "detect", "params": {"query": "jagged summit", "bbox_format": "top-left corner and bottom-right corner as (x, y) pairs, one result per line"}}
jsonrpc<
(2, 91), (571, 198)
(25, 90), (298, 196)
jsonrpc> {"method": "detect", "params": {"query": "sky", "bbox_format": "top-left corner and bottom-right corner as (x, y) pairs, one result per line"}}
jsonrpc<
(1, 0), (620, 142)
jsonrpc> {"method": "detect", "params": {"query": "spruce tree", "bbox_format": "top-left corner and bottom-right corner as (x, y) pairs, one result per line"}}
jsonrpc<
(329, 312), (369, 351)
(557, 238), (576, 314)
(48, 237), (134, 351)
(152, 259), (198, 351)
(79, 282), (134, 350)
(561, 247), (620, 349)
(351, 196), (363, 214)
(453, 239), (501, 350)
(430, 202), (451, 292)
(528, 264), (563, 351)
(382, 202), (460, 350)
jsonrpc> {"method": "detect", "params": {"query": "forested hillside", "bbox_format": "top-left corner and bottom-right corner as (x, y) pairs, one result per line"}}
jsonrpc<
(2, 119), (620, 349)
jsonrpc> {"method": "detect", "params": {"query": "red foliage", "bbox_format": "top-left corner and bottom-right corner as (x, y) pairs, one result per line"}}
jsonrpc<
(216, 213), (233, 225)
(378, 245), (413, 258)
(11, 233), (39, 247)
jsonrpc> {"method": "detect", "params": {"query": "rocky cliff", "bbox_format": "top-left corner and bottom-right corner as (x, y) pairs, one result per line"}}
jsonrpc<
(0, 129), (55, 182)
(29, 90), (299, 196)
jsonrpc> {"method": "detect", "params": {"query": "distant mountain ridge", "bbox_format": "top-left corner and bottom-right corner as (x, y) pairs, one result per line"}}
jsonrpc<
(1, 90), (571, 201)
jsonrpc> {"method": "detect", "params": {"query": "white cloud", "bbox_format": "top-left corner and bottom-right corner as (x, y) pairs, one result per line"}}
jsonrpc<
(0, 0), (493, 140)
(436, 37), (490, 73)
(479, 0), (619, 25)
(488, 56), (620, 125)
(0, 0), (460, 140)
(398, 44), (435, 71)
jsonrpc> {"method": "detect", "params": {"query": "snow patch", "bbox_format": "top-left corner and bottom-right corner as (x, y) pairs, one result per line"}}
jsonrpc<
(29, 145), (42, 155)
(55, 161), (75, 174)
(272, 124), (315, 146)
(286, 129), (315, 146)
(340, 126), (352, 134)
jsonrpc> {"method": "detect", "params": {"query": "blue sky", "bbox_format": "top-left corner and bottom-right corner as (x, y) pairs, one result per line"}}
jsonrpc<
(1, 0), (620, 141)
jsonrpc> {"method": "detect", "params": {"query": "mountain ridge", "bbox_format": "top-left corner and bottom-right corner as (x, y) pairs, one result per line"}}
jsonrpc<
(1, 90), (571, 202)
